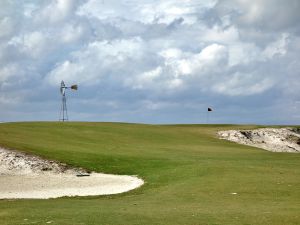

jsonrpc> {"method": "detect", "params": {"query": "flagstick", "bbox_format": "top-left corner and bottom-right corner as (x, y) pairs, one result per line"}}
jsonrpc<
(207, 111), (210, 124)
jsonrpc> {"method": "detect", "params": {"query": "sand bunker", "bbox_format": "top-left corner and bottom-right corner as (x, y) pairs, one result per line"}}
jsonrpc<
(0, 148), (144, 199)
(218, 127), (300, 153)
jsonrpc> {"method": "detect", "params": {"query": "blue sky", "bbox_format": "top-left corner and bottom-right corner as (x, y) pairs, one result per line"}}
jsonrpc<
(0, 0), (300, 124)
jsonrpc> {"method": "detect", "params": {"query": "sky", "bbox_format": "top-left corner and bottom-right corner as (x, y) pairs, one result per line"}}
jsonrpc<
(0, 0), (300, 124)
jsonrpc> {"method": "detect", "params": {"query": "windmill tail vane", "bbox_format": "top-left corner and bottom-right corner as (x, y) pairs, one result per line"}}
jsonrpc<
(59, 80), (78, 122)
(71, 85), (78, 90)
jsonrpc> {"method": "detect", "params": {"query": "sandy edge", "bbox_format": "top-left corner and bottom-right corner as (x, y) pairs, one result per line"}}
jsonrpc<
(0, 147), (144, 199)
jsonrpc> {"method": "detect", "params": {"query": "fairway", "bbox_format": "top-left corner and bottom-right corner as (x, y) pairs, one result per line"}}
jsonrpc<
(0, 122), (299, 225)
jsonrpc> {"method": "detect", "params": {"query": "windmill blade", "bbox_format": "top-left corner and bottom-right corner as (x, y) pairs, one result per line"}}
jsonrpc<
(71, 84), (78, 90)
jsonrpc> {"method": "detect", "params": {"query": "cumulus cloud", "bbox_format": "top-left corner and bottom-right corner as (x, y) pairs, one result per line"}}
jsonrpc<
(216, 0), (300, 31)
(47, 37), (147, 85)
(35, 0), (83, 24)
(79, 0), (217, 25)
(212, 72), (274, 96)
(0, 0), (299, 124)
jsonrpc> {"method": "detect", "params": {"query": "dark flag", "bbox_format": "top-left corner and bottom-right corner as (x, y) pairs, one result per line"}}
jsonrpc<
(208, 107), (213, 112)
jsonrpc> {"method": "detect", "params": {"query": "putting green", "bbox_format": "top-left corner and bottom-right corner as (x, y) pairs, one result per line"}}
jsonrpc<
(0, 122), (299, 225)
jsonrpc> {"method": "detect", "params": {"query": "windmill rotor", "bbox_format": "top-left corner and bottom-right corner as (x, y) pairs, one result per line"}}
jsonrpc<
(60, 80), (66, 95)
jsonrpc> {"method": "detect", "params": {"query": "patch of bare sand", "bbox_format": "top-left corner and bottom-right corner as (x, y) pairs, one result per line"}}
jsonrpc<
(0, 148), (144, 199)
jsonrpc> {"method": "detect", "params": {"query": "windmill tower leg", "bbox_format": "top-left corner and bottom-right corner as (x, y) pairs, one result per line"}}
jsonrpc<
(60, 94), (68, 121)
(63, 95), (68, 121)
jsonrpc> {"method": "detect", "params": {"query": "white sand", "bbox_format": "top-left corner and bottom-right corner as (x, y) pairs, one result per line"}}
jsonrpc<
(218, 127), (300, 153)
(0, 148), (144, 199)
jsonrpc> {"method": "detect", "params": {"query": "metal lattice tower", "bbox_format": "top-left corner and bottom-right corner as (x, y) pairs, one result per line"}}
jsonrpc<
(59, 81), (78, 122)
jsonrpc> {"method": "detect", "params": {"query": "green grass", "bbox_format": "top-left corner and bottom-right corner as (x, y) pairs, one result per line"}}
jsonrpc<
(0, 122), (299, 225)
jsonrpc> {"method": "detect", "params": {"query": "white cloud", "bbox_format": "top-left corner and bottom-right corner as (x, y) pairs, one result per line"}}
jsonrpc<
(159, 48), (183, 59)
(263, 33), (289, 59)
(36, 0), (81, 24)
(202, 26), (239, 43)
(23, 31), (48, 58)
(79, 0), (217, 25)
(47, 37), (146, 85)
(137, 1), (199, 25)
(0, 17), (14, 38)
(126, 66), (162, 90)
(212, 72), (274, 96)
(216, 0), (300, 31)
(167, 78), (183, 89)
(60, 23), (85, 43)
(174, 44), (228, 76)
(228, 42), (260, 66)
(197, 44), (227, 63)
(0, 64), (18, 83)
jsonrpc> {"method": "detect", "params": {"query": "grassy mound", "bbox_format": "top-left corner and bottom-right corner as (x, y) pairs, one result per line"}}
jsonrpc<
(0, 122), (299, 225)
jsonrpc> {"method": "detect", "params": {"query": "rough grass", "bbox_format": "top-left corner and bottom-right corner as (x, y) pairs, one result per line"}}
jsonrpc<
(0, 122), (299, 225)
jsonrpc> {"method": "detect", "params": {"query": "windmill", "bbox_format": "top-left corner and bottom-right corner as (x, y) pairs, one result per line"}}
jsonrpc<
(59, 80), (78, 122)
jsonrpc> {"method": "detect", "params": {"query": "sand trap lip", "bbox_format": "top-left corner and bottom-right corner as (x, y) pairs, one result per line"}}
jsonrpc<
(218, 127), (300, 153)
(0, 148), (144, 199)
